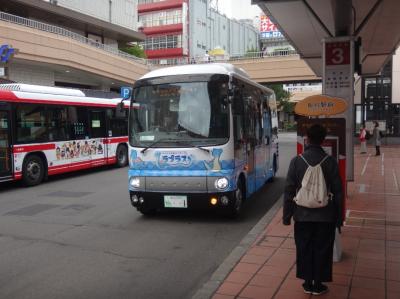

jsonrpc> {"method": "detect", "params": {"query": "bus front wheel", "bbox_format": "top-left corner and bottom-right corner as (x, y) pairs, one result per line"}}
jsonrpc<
(116, 145), (128, 167)
(22, 155), (45, 187)
(228, 180), (244, 218)
(138, 206), (156, 216)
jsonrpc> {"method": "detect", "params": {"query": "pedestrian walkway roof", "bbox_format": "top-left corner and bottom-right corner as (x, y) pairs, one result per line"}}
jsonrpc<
(1, 0), (145, 42)
(253, 0), (400, 76)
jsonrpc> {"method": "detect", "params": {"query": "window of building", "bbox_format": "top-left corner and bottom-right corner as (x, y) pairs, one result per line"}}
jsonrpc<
(138, 0), (167, 4)
(138, 8), (182, 27)
(143, 34), (183, 50)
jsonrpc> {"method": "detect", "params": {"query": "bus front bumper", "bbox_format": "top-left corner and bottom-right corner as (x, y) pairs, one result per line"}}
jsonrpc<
(129, 190), (236, 211)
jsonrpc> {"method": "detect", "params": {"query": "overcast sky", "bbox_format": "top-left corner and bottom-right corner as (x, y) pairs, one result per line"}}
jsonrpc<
(217, 0), (262, 19)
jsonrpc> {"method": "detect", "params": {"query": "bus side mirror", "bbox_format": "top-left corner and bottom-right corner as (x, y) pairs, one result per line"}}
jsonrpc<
(115, 101), (126, 118)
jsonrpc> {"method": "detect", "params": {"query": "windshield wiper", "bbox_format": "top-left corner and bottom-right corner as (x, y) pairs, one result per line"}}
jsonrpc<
(176, 140), (211, 154)
(140, 138), (177, 153)
(140, 138), (210, 154)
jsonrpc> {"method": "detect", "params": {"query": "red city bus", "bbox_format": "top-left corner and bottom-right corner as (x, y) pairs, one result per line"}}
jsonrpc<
(0, 84), (128, 186)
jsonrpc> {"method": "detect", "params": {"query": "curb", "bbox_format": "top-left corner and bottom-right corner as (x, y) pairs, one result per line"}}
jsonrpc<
(191, 196), (284, 299)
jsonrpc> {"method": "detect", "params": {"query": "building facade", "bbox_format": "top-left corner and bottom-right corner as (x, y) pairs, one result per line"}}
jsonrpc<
(354, 47), (400, 140)
(0, 0), (146, 91)
(138, 0), (259, 65)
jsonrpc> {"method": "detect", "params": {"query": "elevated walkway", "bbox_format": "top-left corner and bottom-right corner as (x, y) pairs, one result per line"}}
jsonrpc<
(0, 12), (149, 85)
(0, 10), (319, 85)
(230, 54), (320, 84)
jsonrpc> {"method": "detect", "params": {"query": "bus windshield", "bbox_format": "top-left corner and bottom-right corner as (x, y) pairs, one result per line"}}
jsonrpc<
(129, 80), (229, 148)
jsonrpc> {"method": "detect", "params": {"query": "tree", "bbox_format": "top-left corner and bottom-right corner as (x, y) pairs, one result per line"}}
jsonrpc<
(119, 44), (147, 59)
(267, 84), (294, 113)
(245, 46), (259, 58)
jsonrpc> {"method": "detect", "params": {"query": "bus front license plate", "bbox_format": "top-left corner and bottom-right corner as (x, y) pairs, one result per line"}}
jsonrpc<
(164, 195), (187, 208)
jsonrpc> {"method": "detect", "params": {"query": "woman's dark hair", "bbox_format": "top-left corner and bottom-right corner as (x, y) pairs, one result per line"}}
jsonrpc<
(374, 121), (379, 127)
(307, 124), (327, 145)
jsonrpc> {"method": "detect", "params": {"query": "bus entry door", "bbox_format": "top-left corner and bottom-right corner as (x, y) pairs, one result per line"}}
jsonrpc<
(0, 109), (12, 178)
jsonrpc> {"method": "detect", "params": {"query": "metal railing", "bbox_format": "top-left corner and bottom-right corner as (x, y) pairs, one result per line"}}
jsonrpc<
(228, 49), (298, 61)
(0, 11), (298, 68)
(148, 49), (298, 66)
(0, 11), (148, 65)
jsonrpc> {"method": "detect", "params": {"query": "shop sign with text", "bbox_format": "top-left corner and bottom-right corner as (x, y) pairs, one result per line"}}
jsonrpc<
(295, 95), (348, 116)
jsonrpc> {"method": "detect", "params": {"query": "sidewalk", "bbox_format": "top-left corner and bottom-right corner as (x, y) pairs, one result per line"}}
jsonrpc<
(211, 146), (400, 299)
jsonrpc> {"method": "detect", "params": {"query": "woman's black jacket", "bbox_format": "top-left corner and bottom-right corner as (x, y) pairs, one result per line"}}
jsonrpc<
(283, 144), (344, 227)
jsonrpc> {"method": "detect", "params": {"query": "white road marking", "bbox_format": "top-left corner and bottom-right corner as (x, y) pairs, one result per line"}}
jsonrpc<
(393, 169), (399, 192)
(381, 153), (385, 176)
(361, 154), (371, 176)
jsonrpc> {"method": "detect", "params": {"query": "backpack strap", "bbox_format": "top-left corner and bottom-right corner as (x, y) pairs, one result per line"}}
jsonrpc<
(299, 154), (310, 166)
(300, 154), (329, 167)
(318, 155), (329, 166)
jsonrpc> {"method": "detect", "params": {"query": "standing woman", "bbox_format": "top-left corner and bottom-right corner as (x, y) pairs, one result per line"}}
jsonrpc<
(359, 125), (367, 154)
(283, 124), (343, 295)
(373, 121), (381, 156)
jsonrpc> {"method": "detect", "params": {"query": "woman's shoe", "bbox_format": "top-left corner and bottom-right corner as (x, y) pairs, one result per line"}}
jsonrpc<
(302, 282), (313, 294)
(312, 283), (328, 295)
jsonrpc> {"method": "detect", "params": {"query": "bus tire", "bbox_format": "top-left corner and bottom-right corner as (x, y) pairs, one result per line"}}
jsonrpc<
(22, 154), (45, 187)
(138, 207), (156, 216)
(228, 179), (244, 218)
(116, 145), (128, 167)
(269, 156), (277, 182)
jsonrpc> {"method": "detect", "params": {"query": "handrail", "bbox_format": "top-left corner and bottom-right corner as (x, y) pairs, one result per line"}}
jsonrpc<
(0, 11), (148, 65)
(228, 50), (298, 61)
(148, 50), (298, 66)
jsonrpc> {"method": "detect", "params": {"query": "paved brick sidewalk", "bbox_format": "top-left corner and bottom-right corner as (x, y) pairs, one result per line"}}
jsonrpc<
(212, 146), (400, 299)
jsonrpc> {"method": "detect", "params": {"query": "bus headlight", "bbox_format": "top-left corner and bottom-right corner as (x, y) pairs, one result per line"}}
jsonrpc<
(215, 177), (229, 190)
(129, 177), (140, 188)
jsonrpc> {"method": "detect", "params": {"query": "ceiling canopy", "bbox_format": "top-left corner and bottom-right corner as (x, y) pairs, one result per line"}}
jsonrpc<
(253, 0), (400, 76)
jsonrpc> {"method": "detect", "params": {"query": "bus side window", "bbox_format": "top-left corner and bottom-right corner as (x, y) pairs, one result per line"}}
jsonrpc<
(109, 108), (128, 137)
(68, 107), (88, 140)
(243, 84), (256, 146)
(254, 91), (263, 146)
(16, 104), (48, 143)
(89, 109), (107, 139)
(263, 100), (272, 145)
(232, 84), (244, 149)
(47, 106), (68, 141)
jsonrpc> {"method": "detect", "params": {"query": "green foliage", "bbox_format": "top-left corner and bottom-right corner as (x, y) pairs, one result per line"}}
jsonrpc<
(283, 121), (297, 131)
(119, 44), (147, 59)
(267, 84), (294, 113)
(245, 45), (259, 57)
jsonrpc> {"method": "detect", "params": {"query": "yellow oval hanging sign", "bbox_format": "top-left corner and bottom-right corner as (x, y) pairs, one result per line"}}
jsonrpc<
(295, 95), (348, 116)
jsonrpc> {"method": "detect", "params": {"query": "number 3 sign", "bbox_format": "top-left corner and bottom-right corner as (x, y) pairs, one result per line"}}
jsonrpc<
(325, 41), (350, 66)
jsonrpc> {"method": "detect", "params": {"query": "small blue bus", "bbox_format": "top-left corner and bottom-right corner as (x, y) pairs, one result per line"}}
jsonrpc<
(128, 63), (278, 216)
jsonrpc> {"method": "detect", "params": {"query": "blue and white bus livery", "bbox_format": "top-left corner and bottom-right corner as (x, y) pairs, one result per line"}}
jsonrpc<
(128, 63), (278, 216)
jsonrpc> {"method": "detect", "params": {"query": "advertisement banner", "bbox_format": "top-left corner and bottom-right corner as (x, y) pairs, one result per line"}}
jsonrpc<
(259, 16), (283, 39)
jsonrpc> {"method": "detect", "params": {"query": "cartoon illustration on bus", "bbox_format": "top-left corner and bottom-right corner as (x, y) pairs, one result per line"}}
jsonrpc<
(128, 63), (279, 217)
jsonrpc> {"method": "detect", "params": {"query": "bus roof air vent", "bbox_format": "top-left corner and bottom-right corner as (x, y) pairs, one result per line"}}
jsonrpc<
(0, 84), (85, 97)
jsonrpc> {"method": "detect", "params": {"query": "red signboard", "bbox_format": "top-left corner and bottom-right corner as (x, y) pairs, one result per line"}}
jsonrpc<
(325, 41), (350, 66)
(297, 117), (347, 221)
(260, 15), (278, 33)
